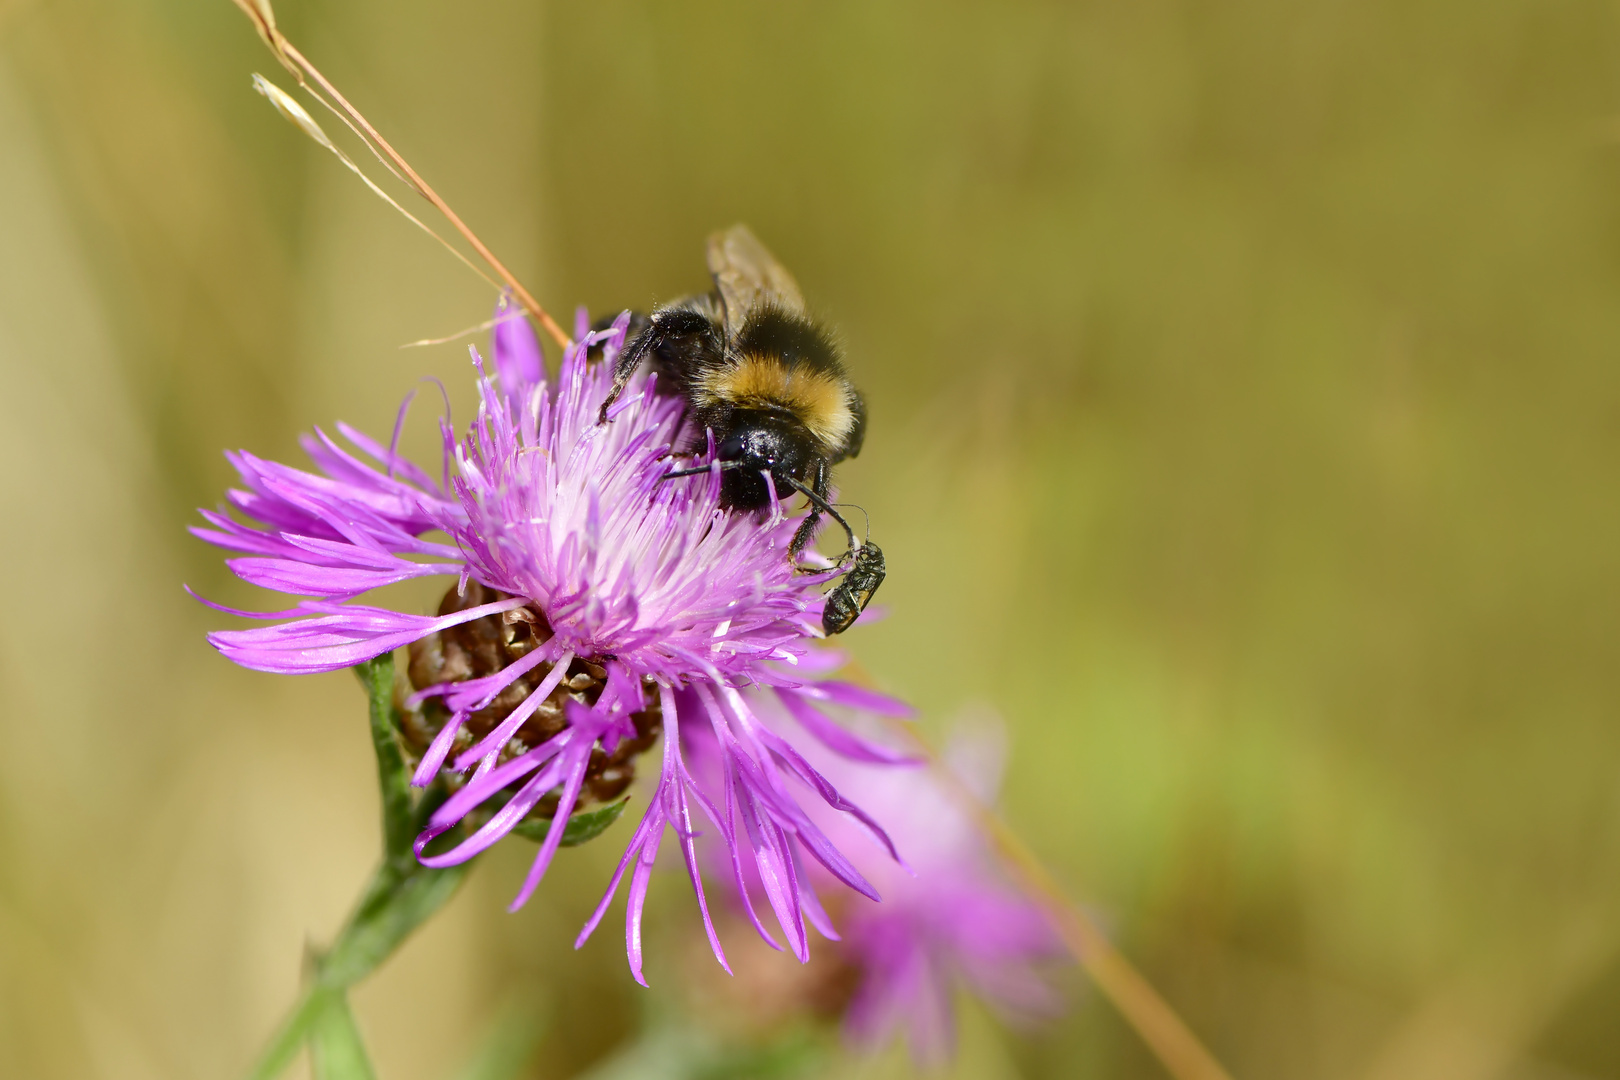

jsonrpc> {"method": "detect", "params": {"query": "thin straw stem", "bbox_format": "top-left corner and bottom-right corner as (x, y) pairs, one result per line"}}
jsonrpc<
(229, 0), (572, 351)
(252, 75), (504, 295)
(939, 765), (1236, 1080)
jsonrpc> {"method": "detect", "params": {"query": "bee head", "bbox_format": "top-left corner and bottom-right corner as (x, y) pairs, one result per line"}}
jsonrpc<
(715, 409), (819, 511)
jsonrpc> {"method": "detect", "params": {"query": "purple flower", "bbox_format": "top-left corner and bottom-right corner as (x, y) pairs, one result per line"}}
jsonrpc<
(193, 307), (912, 983)
(711, 710), (1063, 1062)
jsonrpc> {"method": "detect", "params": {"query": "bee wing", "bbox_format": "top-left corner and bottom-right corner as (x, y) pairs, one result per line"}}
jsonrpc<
(707, 224), (806, 334)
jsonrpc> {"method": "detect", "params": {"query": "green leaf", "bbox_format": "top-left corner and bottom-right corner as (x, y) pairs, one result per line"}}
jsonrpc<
(319, 859), (470, 988)
(509, 797), (629, 847)
(244, 986), (333, 1080)
(309, 991), (378, 1080)
(354, 653), (416, 862)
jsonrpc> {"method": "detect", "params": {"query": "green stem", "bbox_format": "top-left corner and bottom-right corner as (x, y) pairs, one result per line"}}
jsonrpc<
(243, 654), (470, 1080)
(359, 652), (418, 863)
(243, 651), (628, 1080)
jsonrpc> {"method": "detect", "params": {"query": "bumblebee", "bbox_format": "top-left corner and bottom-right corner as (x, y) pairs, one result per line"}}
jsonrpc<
(596, 225), (883, 635)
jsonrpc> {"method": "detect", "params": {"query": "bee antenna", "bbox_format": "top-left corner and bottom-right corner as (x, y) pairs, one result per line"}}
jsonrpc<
(783, 477), (859, 556)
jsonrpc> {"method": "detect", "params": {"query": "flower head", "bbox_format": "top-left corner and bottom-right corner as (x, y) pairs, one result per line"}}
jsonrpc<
(194, 306), (911, 982)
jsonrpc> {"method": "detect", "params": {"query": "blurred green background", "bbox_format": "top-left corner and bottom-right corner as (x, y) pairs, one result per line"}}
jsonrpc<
(4, 0), (1620, 1077)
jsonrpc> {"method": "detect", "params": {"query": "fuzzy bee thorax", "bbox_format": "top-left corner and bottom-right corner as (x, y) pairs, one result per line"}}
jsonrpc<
(693, 354), (857, 451)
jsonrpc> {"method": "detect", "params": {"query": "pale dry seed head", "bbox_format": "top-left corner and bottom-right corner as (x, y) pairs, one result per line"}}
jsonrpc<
(252, 74), (333, 152)
(250, 74), (501, 292)
(228, 0), (572, 347)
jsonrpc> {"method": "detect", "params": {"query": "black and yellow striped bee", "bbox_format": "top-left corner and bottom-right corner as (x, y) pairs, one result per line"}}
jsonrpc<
(596, 225), (883, 635)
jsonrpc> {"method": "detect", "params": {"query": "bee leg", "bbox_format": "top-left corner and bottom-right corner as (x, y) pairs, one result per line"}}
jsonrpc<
(597, 308), (719, 424)
(789, 502), (822, 556)
(596, 328), (654, 424)
(584, 311), (649, 364)
(789, 461), (832, 556)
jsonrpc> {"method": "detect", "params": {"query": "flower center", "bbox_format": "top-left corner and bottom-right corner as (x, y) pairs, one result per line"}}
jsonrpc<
(399, 580), (662, 817)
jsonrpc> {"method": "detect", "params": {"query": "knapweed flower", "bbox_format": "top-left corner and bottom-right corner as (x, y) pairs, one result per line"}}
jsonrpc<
(702, 710), (1063, 1063)
(193, 306), (913, 982)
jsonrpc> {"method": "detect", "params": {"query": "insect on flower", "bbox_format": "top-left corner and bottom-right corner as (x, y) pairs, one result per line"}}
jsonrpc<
(192, 307), (915, 983)
(598, 225), (884, 635)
